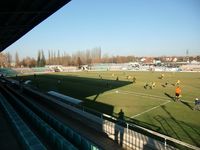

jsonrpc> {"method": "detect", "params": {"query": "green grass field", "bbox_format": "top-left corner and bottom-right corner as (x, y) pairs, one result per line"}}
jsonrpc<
(17, 71), (200, 147)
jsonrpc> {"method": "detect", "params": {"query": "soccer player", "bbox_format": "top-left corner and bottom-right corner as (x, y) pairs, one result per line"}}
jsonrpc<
(127, 75), (131, 80)
(132, 76), (136, 84)
(175, 86), (181, 101)
(160, 73), (165, 79)
(176, 80), (180, 86)
(151, 82), (156, 89)
(193, 98), (200, 110)
(144, 82), (149, 89)
(99, 74), (102, 79)
(165, 81), (169, 86)
(116, 76), (119, 81)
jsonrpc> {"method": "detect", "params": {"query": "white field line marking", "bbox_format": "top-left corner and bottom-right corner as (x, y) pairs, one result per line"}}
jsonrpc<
(120, 90), (170, 100)
(131, 101), (171, 118)
(88, 91), (114, 99)
(118, 91), (167, 101)
(101, 91), (116, 96)
(119, 90), (194, 103)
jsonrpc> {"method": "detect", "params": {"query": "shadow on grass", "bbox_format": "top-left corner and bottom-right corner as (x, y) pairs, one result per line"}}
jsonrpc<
(161, 105), (200, 147)
(18, 74), (132, 98)
(82, 100), (114, 115)
(164, 92), (175, 101)
(181, 121), (200, 137)
(111, 112), (162, 133)
(180, 101), (193, 110)
(16, 74), (133, 116)
(154, 115), (181, 140)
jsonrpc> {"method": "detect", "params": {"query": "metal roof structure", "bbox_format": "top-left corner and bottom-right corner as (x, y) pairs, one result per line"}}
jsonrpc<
(0, 0), (71, 52)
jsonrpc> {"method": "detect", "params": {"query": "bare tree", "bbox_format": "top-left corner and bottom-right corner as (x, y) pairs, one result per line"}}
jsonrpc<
(0, 53), (7, 67)
(77, 57), (82, 68)
(37, 50), (41, 67)
(6, 52), (12, 67)
(41, 50), (46, 67)
(48, 50), (51, 65)
(15, 51), (20, 67)
(57, 50), (61, 65)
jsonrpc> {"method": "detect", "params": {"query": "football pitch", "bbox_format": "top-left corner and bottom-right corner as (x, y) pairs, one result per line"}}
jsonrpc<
(18, 71), (200, 147)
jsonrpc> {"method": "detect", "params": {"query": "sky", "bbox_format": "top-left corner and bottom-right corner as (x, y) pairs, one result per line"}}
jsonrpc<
(4, 0), (200, 58)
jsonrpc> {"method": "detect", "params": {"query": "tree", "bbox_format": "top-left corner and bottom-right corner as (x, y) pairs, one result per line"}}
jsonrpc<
(23, 57), (32, 67)
(57, 50), (61, 65)
(53, 51), (56, 65)
(41, 50), (46, 67)
(37, 50), (41, 67)
(0, 53), (7, 67)
(29, 58), (36, 67)
(6, 52), (12, 67)
(15, 51), (20, 67)
(77, 57), (82, 68)
(48, 50), (51, 65)
(86, 49), (92, 64)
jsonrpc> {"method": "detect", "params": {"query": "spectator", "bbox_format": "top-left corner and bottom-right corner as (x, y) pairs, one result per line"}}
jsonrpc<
(118, 109), (124, 122)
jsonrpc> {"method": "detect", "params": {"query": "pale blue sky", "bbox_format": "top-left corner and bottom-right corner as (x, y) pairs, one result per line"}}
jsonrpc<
(4, 0), (200, 58)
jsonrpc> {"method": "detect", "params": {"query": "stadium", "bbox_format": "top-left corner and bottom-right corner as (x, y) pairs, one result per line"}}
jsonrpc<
(0, 1), (200, 150)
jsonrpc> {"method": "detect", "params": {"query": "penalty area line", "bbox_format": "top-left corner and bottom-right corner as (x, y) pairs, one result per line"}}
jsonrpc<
(117, 91), (167, 101)
(131, 101), (171, 119)
(119, 90), (194, 103)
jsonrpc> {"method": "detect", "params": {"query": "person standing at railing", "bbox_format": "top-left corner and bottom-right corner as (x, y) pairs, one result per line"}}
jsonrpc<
(115, 109), (125, 147)
(118, 109), (124, 121)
